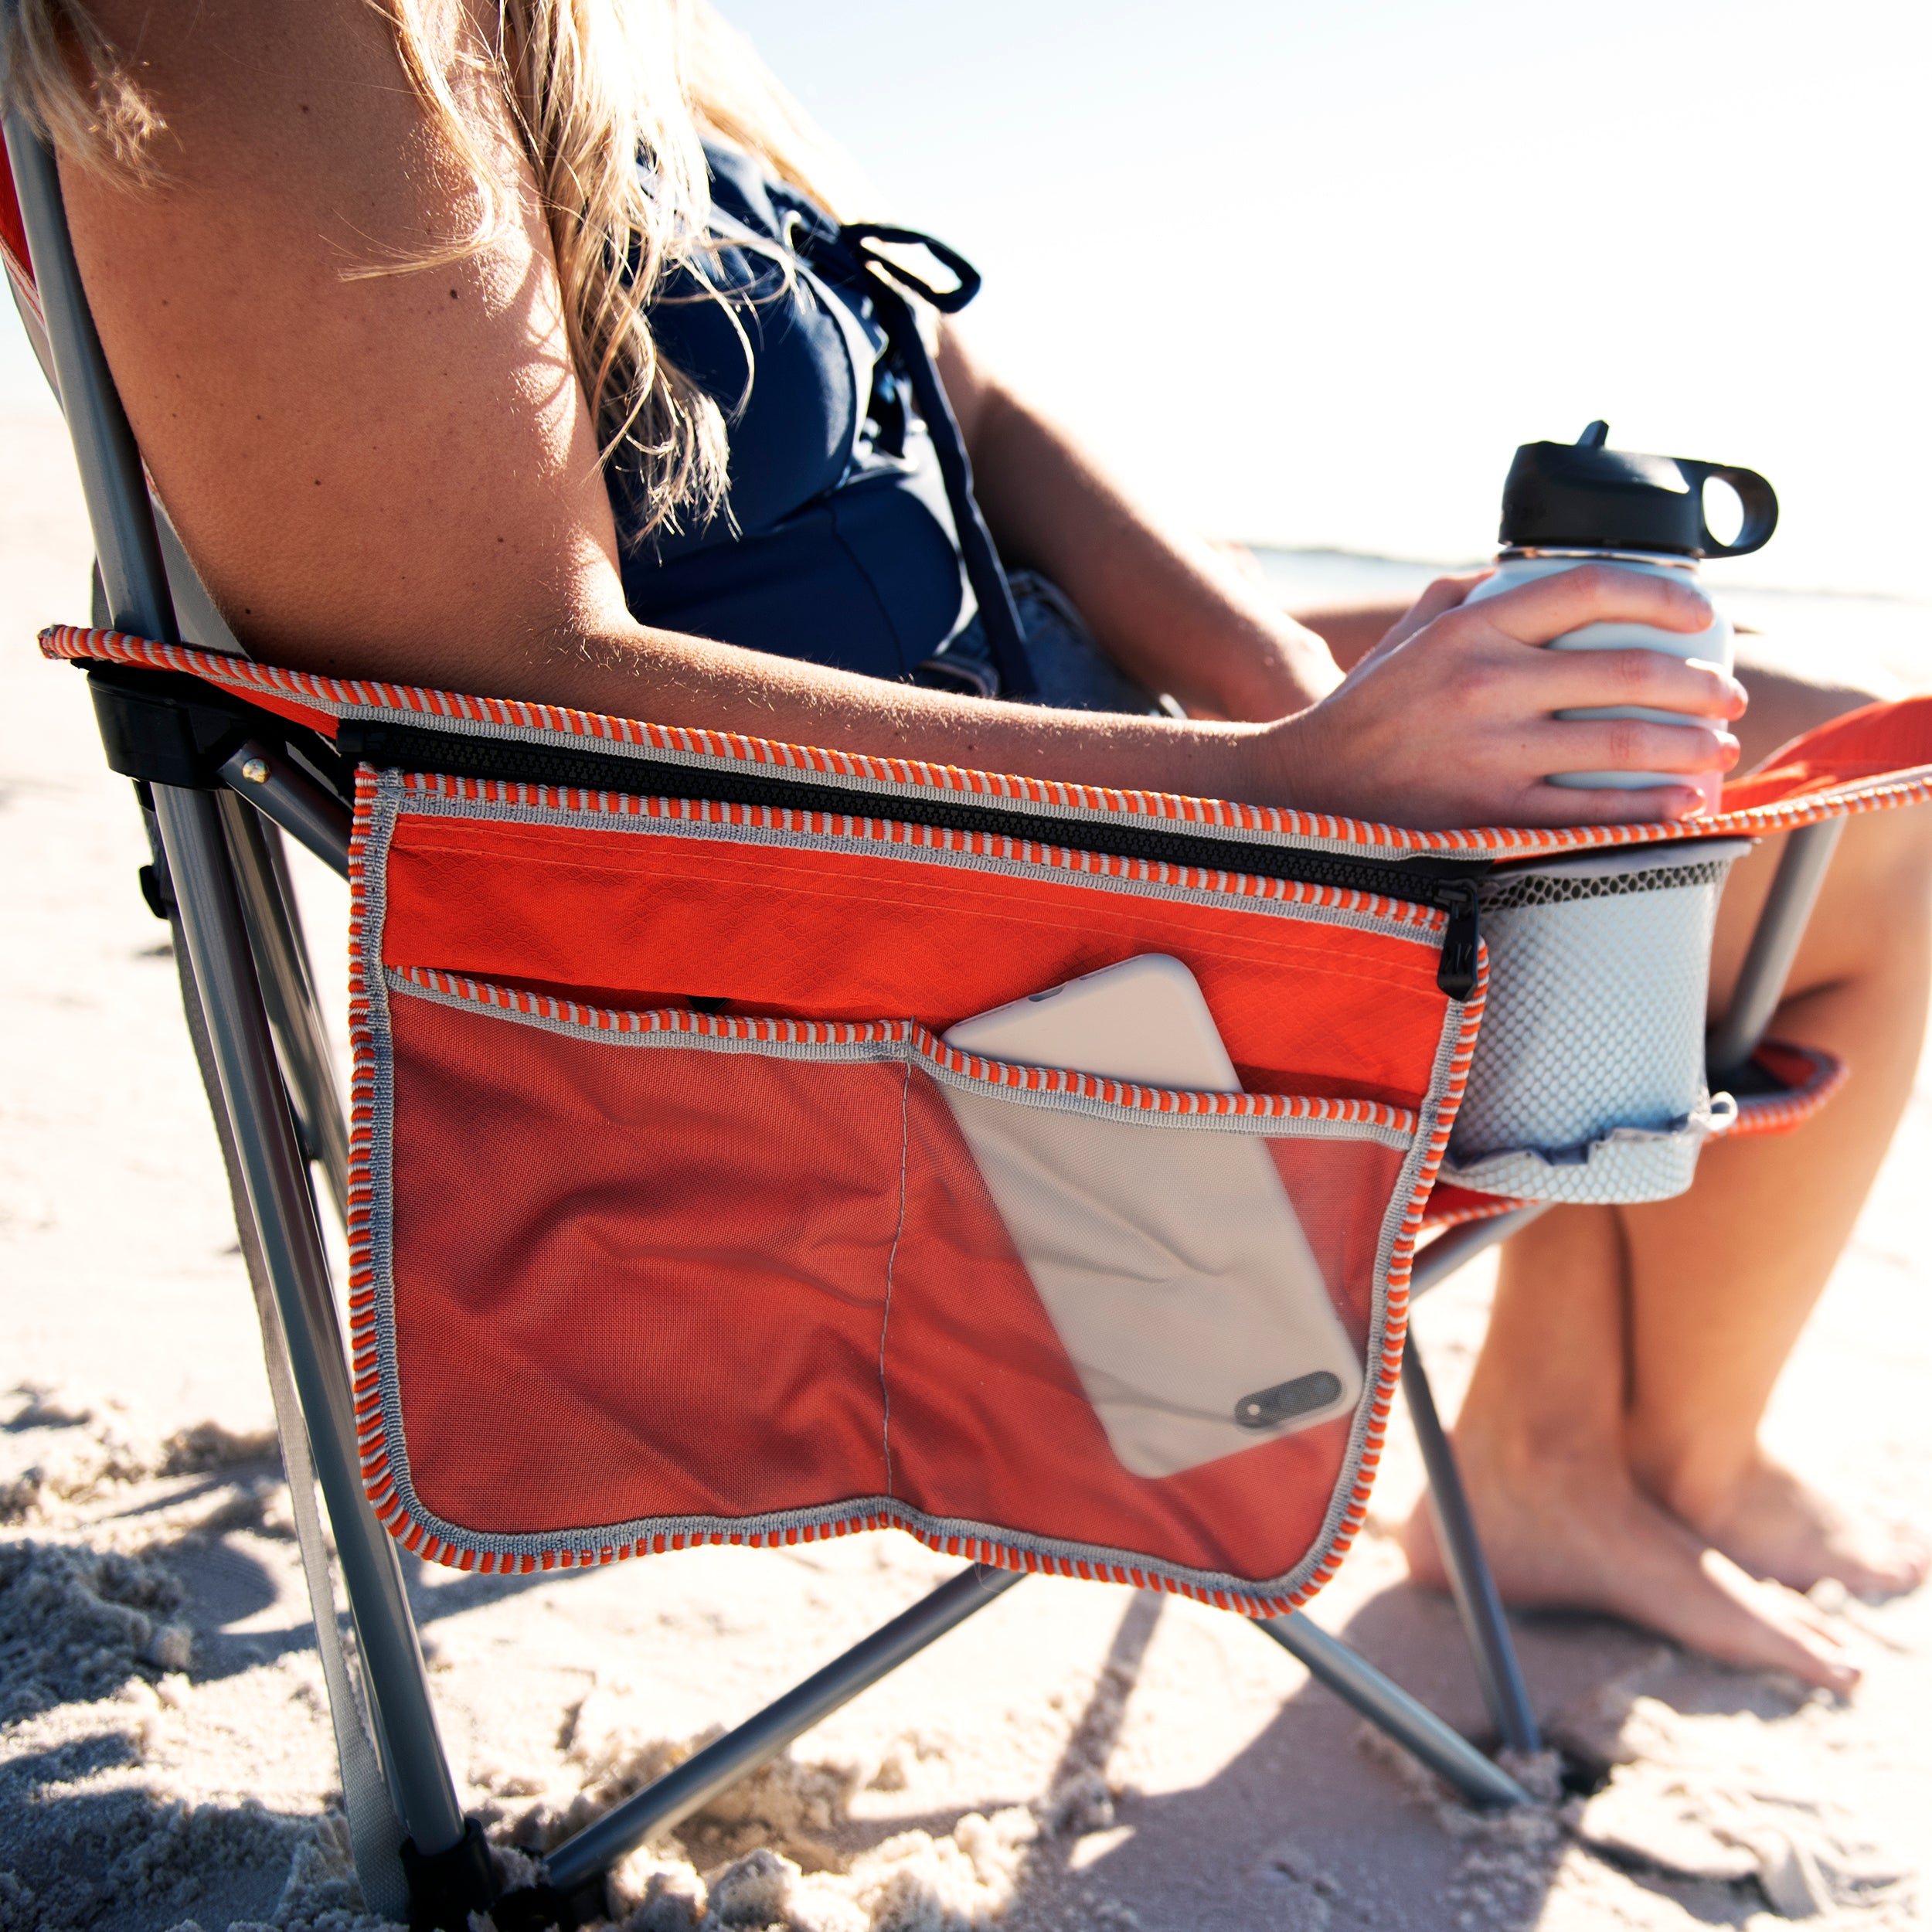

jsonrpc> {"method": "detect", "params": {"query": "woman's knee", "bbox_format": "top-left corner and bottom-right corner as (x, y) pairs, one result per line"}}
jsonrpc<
(1710, 655), (1932, 1006)
(1830, 787), (1932, 917)
(1710, 814), (1932, 1036)
(1731, 645), (1899, 775)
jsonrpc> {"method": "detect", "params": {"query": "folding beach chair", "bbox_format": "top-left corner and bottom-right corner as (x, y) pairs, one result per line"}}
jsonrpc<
(3, 115), (1919, 1930)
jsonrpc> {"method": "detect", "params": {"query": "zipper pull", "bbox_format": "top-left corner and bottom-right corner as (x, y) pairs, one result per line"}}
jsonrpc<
(1435, 880), (1481, 999)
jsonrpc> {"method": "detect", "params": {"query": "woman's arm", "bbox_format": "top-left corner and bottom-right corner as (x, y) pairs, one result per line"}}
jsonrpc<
(51, 0), (1742, 828)
(938, 327), (1339, 721)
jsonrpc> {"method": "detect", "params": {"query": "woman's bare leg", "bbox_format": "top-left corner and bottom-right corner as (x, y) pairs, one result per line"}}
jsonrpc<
(1623, 762), (1932, 1595)
(1407, 1207), (1863, 1686)
(1397, 651), (1932, 1686)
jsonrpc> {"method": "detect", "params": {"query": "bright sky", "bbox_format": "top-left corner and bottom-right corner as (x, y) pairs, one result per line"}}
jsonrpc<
(720, 0), (1932, 597)
(2, 2), (1924, 597)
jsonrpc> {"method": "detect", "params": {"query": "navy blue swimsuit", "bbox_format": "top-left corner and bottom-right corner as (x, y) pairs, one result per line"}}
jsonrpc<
(612, 147), (973, 681)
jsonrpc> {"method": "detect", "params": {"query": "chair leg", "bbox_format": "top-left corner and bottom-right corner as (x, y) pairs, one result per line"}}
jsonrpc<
(1256, 1612), (1529, 1806)
(1402, 1345), (1540, 1755)
(220, 794), (352, 1226)
(543, 1564), (1025, 1893)
(149, 784), (470, 1866)
(1245, 1213), (1543, 1807)
(1707, 816), (1845, 1080)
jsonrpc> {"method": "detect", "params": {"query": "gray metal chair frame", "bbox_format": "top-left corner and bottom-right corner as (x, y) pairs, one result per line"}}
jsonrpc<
(2, 116), (1839, 1929)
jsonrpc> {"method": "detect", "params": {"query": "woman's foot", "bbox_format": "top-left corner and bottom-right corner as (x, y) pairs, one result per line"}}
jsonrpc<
(1655, 1454), (1930, 1601)
(1400, 1437), (1863, 1692)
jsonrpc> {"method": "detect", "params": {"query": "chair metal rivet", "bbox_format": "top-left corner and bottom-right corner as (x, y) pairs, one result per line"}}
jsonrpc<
(241, 756), (270, 783)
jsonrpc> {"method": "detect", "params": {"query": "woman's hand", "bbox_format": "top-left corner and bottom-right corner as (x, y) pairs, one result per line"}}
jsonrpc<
(1263, 566), (1747, 828)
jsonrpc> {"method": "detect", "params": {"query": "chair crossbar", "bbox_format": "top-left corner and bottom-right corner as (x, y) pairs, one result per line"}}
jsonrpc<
(217, 793), (352, 1223)
(1410, 1206), (1549, 1302)
(1257, 1611), (1531, 1807)
(1401, 1350), (1539, 1756)
(1708, 818), (1845, 1079)
(545, 1563), (1023, 1892)
(219, 735), (354, 878)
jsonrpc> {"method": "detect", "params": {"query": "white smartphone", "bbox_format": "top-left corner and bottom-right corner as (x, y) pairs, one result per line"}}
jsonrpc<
(941, 955), (1363, 1478)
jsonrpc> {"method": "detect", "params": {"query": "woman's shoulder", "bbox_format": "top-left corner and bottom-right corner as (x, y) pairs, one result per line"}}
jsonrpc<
(46, 0), (635, 678)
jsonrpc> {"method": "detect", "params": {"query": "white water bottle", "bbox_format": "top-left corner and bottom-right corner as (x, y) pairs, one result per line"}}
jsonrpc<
(1462, 421), (1777, 815)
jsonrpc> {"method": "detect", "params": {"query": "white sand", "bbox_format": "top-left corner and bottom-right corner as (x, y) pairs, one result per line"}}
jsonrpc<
(4, 413), (1930, 1930)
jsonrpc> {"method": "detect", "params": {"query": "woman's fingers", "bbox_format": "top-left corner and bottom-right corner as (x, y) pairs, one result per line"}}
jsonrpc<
(1469, 561), (1720, 643)
(1362, 571), (1490, 664)
(1532, 645), (1747, 721)
(1419, 638), (1743, 743)
(1533, 715), (1742, 776)
(1276, 562), (1750, 827)
(1512, 781), (1715, 825)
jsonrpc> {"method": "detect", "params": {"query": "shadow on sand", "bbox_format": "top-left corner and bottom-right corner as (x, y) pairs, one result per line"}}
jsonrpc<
(966, 1575), (1780, 1932)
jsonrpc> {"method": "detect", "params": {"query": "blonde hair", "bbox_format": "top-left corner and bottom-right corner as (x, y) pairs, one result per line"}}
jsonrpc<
(2, 0), (865, 536)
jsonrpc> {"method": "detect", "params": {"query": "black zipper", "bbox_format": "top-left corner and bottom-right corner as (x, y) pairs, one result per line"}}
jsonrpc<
(339, 719), (1488, 997)
(1433, 879), (1481, 1000)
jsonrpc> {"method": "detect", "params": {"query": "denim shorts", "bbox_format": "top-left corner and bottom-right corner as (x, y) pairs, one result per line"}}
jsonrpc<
(920, 571), (1165, 716)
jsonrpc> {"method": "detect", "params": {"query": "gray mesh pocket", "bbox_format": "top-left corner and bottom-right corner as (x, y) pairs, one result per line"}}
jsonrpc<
(1443, 840), (1750, 1203)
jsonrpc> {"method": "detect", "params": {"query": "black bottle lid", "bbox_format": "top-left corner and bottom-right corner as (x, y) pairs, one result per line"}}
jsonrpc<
(1499, 421), (1777, 559)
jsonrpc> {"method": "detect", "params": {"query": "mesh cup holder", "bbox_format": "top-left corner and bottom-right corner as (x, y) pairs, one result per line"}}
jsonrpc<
(1443, 839), (1751, 1203)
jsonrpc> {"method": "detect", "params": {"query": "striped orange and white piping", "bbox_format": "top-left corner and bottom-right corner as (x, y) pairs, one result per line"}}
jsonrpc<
(389, 970), (1422, 1132)
(43, 623), (1932, 858)
(395, 773), (1449, 924)
(1726, 1041), (1850, 1140)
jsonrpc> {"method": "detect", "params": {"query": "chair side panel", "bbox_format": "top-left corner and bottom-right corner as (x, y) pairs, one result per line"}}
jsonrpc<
(351, 769), (1478, 1609)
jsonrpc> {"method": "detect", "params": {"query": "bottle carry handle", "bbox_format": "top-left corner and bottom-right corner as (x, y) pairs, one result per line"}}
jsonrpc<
(1683, 461), (1778, 559)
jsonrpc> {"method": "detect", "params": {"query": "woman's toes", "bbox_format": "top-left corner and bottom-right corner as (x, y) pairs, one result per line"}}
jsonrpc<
(1398, 1442), (1865, 1690)
(1673, 1457), (1930, 1600)
(1838, 1529), (1931, 1598)
(1688, 1549), (1863, 1692)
